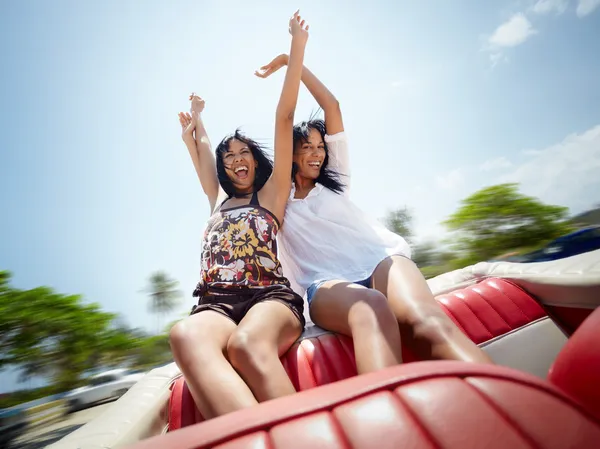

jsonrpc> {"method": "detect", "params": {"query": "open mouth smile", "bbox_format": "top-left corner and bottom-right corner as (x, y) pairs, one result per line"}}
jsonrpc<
(234, 166), (249, 179)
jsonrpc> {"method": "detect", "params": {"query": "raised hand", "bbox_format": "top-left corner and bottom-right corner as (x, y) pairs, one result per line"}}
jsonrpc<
(254, 54), (289, 79)
(189, 93), (205, 116)
(178, 111), (195, 142)
(289, 10), (309, 43)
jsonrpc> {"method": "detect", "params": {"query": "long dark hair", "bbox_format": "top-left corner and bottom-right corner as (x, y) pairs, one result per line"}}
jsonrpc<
(215, 129), (273, 198)
(292, 117), (345, 194)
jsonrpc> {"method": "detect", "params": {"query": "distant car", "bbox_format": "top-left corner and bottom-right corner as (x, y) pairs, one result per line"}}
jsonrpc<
(0, 408), (27, 447)
(489, 254), (528, 263)
(64, 368), (144, 412)
(521, 226), (600, 263)
(0, 393), (69, 444)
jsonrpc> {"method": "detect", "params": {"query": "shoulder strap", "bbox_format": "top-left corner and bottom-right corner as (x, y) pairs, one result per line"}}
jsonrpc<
(214, 192), (258, 214)
(212, 196), (231, 214)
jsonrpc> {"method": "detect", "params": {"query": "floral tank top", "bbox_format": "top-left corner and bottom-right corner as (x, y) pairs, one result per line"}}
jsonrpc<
(193, 192), (289, 297)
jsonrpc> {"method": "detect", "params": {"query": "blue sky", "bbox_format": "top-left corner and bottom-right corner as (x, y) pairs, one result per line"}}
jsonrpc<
(1, 0), (599, 392)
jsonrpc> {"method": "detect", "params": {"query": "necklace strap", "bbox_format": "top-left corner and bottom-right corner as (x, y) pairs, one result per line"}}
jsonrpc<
(231, 191), (254, 199)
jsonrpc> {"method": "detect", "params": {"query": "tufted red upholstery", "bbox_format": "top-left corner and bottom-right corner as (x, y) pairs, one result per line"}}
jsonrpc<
(436, 278), (546, 344)
(134, 363), (600, 449)
(282, 333), (356, 391)
(169, 278), (548, 431)
(170, 377), (203, 428)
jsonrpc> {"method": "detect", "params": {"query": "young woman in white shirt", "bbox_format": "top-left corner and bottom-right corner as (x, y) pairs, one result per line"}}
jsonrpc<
(255, 55), (493, 372)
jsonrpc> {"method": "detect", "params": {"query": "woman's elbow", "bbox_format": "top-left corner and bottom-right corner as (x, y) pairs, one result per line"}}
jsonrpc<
(276, 108), (295, 122)
(325, 98), (340, 113)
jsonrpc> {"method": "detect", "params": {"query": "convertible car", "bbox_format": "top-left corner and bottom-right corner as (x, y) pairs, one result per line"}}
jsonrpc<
(50, 250), (600, 449)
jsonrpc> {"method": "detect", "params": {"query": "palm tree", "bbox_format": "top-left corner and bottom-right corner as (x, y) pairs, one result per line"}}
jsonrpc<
(384, 206), (414, 243)
(144, 271), (182, 334)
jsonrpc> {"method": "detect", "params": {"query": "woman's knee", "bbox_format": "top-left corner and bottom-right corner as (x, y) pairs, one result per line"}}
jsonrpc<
(169, 320), (193, 352)
(169, 319), (223, 364)
(226, 329), (275, 374)
(347, 289), (396, 331)
(402, 303), (457, 342)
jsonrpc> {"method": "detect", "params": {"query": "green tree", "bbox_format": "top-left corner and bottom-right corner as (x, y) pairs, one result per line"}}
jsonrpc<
(444, 183), (572, 265)
(0, 271), (135, 390)
(129, 334), (172, 371)
(96, 322), (142, 368)
(144, 271), (182, 334)
(384, 207), (413, 243)
(411, 241), (438, 267)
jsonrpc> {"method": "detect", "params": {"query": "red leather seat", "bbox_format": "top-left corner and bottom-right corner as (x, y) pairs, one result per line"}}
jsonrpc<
(169, 278), (548, 430)
(131, 362), (600, 449)
(435, 278), (546, 344)
(548, 307), (600, 421)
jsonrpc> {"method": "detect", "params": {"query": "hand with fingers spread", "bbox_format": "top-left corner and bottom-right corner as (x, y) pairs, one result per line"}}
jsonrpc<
(178, 91), (219, 212)
(254, 54), (289, 79)
(289, 9), (309, 43)
(178, 111), (195, 143)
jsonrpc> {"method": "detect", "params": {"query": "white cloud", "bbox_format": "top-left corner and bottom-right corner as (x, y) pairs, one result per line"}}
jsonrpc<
(489, 52), (509, 68)
(436, 168), (464, 190)
(479, 157), (513, 171)
(414, 124), (600, 241)
(522, 148), (542, 156)
(576, 0), (600, 16)
(531, 0), (569, 15)
(501, 124), (600, 213)
(488, 13), (538, 48)
(531, 0), (600, 18)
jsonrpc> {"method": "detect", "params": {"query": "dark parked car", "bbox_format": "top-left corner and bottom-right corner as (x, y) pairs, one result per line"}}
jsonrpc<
(0, 408), (27, 447)
(521, 226), (600, 263)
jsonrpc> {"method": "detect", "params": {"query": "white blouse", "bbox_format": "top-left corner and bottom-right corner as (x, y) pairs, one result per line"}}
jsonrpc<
(278, 132), (411, 297)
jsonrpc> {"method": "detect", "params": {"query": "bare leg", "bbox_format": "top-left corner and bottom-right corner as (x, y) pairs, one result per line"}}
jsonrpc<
(310, 281), (403, 374)
(372, 256), (493, 364)
(226, 301), (302, 402)
(169, 311), (258, 419)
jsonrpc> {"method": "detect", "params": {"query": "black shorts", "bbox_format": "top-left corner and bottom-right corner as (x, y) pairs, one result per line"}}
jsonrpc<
(191, 284), (305, 329)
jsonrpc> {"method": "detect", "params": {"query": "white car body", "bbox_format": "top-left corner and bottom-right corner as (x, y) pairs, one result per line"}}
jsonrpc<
(64, 368), (144, 412)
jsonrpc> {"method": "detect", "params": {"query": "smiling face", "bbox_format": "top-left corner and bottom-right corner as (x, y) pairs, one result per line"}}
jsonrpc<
(221, 138), (258, 193)
(293, 128), (326, 182)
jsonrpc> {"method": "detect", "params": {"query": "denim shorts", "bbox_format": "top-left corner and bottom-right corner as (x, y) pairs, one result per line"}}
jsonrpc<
(306, 276), (372, 305)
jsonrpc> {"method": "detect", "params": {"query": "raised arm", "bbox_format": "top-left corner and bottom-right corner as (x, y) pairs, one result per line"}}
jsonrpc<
(255, 55), (344, 135)
(263, 11), (309, 203)
(179, 94), (221, 212)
